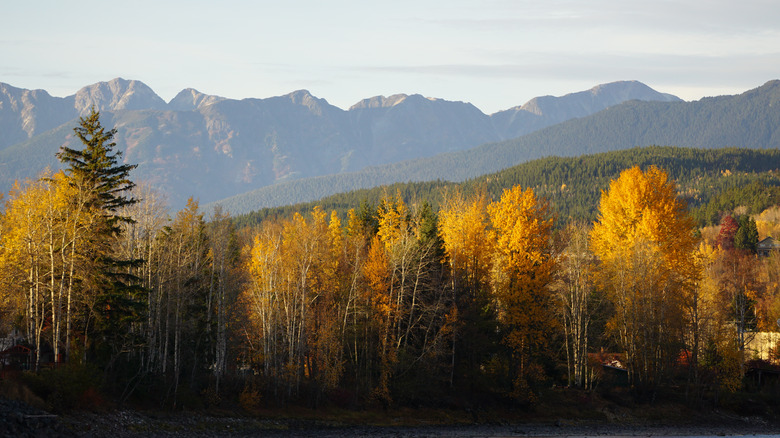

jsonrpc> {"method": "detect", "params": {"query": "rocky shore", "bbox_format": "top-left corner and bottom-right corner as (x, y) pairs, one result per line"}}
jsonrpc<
(3, 395), (779, 437)
(59, 414), (780, 438)
(0, 397), (71, 438)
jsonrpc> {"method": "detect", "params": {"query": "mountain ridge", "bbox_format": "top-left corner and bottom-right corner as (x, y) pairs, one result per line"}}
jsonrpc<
(0, 78), (684, 209)
(208, 80), (780, 215)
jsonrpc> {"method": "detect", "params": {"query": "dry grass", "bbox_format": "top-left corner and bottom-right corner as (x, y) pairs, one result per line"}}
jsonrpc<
(0, 378), (46, 409)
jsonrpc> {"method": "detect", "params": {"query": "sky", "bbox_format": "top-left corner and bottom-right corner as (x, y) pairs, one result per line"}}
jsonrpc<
(3, 0), (779, 114)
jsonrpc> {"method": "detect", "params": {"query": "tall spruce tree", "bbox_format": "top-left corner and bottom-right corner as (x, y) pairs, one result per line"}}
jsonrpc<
(57, 108), (137, 219)
(734, 216), (759, 253)
(56, 108), (144, 368)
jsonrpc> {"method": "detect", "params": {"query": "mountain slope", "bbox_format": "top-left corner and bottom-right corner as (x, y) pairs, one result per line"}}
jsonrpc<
(212, 80), (780, 215)
(348, 93), (500, 164)
(0, 83), (74, 150)
(491, 80), (681, 139)
(0, 78), (168, 151)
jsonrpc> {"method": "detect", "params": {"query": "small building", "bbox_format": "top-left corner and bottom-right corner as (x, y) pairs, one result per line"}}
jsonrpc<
(757, 236), (780, 257)
(0, 328), (24, 352)
(587, 351), (629, 387)
(746, 331), (780, 362)
(0, 344), (33, 377)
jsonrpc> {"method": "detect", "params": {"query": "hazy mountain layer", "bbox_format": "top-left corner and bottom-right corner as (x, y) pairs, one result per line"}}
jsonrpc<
(0, 78), (678, 209)
(211, 80), (780, 216)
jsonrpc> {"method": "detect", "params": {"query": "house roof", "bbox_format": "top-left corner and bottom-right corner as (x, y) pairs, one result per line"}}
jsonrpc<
(758, 236), (780, 249)
(0, 344), (32, 356)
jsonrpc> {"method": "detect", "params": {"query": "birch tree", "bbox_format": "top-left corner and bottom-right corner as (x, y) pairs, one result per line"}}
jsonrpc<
(553, 222), (598, 388)
(207, 205), (240, 393)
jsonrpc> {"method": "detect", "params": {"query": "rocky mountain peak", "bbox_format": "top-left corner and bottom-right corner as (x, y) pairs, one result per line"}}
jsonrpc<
(286, 89), (318, 106)
(169, 88), (225, 111)
(349, 94), (409, 110)
(74, 78), (167, 115)
(281, 89), (337, 116)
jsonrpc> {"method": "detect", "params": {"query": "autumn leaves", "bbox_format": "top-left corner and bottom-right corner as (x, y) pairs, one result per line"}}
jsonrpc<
(0, 109), (760, 408)
(439, 186), (557, 399)
(591, 166), (699, 392)
(241, 164), (735, 403)
(241, 184), (560, 403)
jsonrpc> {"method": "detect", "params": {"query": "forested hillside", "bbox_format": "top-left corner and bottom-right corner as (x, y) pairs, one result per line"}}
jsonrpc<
(218, 80), (780, 214)
(234, 146), (780, 228)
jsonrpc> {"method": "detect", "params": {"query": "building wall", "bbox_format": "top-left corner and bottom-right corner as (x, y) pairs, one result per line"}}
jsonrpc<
(746, 332), (780, 361)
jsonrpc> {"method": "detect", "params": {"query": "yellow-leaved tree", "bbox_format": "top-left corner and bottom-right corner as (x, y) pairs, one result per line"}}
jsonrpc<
(590, 166), (698, 394)
(0, 170), (99, 369)
(366, 192), (451, 405)
(439, 189), (496, 389)
(487, 185), (555, 401)
(243, 207), (346, 402)
(693, 242), (743, 394)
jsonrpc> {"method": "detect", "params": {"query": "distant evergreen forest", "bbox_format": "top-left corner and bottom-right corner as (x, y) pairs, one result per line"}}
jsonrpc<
(233, 146), (780, 228)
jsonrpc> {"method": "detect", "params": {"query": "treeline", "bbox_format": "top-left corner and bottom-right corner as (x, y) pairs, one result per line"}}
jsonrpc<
(234, 146), (780, 228)
(2, 112), (780, 412)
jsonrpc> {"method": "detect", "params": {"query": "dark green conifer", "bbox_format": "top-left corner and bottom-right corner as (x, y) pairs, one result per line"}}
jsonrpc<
(57, 108), (144, 368)
(734, 215), (759, 253)
(57, 107), (137, 219)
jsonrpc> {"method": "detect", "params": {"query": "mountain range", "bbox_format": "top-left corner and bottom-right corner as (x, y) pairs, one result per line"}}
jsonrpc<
(0, 78), (679, 210)
(211, 80), (780, 215)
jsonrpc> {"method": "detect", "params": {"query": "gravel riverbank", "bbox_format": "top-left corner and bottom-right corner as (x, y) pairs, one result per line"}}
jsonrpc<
(4, 396), (779, 437)
(59, 414), (780, 438)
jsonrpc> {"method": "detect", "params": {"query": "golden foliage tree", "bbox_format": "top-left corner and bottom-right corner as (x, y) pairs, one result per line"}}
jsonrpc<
(714, 248), (762, 370)
(439, 189), (496, 388)
(244, 207), (346, 401)
(487, 185), (556, 399)
(0, 171), (101, 368)
(366, 193), (451, 404)
(439, 190), (493, 296)
(590, 166), (698, 392)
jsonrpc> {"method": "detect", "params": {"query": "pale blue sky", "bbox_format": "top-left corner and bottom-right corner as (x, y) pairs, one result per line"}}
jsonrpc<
(3, 0), (779, 113)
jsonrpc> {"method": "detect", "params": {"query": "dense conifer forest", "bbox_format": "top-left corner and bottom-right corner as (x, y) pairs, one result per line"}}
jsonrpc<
(234, 146), (780, 227)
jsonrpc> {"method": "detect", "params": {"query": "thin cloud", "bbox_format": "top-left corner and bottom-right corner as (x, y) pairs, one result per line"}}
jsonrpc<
(359, 51), (780, 80)
(425, 1), (780, 38)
